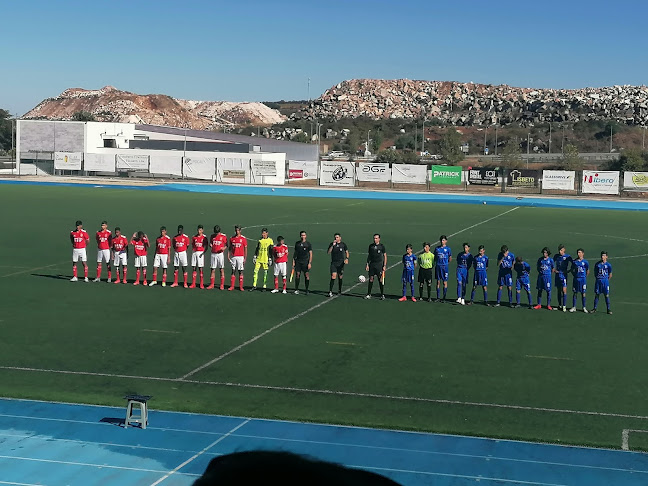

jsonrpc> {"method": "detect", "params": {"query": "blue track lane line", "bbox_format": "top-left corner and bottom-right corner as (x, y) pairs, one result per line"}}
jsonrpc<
(2, 178), (648, 211)
(1, 399), (648, 486)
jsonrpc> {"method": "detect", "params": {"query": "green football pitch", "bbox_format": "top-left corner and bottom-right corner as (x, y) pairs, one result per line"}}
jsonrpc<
(1, 183), (647, 450)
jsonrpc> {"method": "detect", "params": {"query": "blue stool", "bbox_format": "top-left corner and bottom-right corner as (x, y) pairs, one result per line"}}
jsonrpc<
(124, 395), (152, 429)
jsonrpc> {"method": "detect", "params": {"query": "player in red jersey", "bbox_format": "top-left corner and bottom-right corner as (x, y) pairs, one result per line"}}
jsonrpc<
(111, 227), (129, 284)
(150, 226), (172, 287)
(171, 225), (191, 288)
(94, 221), (112, 282)
(271, 236), (289, 294)
(130, 231), (150, 286)
(207, 225), (228, 290)
(190, 225), (208, 289)
(228, 225), (247, 291)
(70, 220), (90, 282)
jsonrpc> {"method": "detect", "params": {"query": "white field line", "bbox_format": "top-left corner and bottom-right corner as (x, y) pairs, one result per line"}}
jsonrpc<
(0, 261), (68, 279)
(612, 253), (648, 259)
(0, 481), (44, 486)
(149, 419), (249, 486)
(0, 454), (175, 474)
(142, 329), (181, 334)
(2, 365), (648, 421)
(524, 355), (576, 361)
(180, 207), (520, 380)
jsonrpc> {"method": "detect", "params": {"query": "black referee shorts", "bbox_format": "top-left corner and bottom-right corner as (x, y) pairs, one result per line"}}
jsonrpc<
(368, 263), (383, 277)
(294, 260), (309, 273)
(330, 261), (345, 275)
(418, 267), (433, 283)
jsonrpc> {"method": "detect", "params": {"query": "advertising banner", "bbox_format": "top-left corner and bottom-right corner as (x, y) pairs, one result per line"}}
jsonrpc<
(116, 154), (149, 170)
(319, 161), (355, 186)
(357, 162), (390, 182)
(54, 152), (82, 170)
(542, 170), (576, 190)
(288, 160), (318, 180)
(183, 157), (215, 180)
(217, 158), (251, 184)
(83, 153), (115, 172)
(623, 171), (648, 190)
(467, 167), (498, 185)
(251, 159), (277, 177)
(149, 155), (182, 176)
(430, 165), (462, 185)
(506, 169), (538, 188)
(391, 163), (427, 184)
(582, 170), (620, 195)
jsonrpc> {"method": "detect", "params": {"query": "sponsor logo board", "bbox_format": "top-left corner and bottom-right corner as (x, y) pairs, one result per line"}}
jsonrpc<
(467, 167), (498, 186)
(582, 170), (619, 195)
(541, 170), (575, 190)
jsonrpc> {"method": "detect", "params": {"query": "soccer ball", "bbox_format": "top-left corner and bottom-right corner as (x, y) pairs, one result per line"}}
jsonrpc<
(483, 201), (487, 205)
(358, 275), (366, 283)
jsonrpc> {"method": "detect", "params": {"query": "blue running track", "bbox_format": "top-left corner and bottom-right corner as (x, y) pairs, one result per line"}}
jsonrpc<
(0, 398), (647, 485)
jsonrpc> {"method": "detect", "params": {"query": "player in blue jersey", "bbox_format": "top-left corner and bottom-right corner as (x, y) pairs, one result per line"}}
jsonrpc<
(433, 235), (452, 302)
(454, 243), (473, 305)
(569, 248), (589, 313)
(592, 251), (612, 315)
(534, 247), (554, 310)
(553, 244), (573, 312)
(513, 256), (533, 309)
(399, 244), (418, 302)
(469, 245), (489, 306)
(496, 245), (515, 307)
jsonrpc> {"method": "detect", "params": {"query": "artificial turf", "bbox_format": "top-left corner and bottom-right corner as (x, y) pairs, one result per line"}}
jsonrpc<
(0, 183), (647, 449)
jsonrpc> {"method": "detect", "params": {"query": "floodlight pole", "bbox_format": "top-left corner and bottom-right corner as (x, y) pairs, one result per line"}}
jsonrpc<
(422, 119), (426, 154)
(548, 123), (552, 154)
(643, 126), (646, 150)
(609, 125), (613, 153)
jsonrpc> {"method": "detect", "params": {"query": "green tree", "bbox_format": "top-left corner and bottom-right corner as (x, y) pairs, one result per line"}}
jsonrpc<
(371, 131), (383, 153)
(345, 130), (361, 155)
(400, 151), (421, 164)
(0, 109), (12, 152)
(71, 111), (96, 121)
(395, 135), (415, 151)
(292, 132), (310, 143)
(438, 128), (465, 165)
(617, 149), (647, 171)
(558, 144), (584, 170)
(500, 140), (523, 169)
(375, 149), (400, 164)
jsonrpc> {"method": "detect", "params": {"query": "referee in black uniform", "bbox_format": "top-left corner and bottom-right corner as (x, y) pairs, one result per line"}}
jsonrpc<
(365, 233), (387, 300)
(327, 233), (348, 297)
(292, 230), (313, 294)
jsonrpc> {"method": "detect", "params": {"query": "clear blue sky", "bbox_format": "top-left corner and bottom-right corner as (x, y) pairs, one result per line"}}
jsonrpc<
(2, 0), (647, 116)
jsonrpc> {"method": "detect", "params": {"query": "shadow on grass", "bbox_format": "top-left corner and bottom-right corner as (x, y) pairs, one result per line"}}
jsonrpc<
(32, 273), (70, 280)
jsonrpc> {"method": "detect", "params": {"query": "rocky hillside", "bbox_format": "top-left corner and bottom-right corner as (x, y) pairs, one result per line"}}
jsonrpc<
(23, 86), (286, 129)
(294, 79), (648, 126)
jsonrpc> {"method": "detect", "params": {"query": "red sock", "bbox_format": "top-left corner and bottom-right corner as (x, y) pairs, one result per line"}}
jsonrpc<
(183, 272), (188, 284)
(200, 270), (204, 286)
(192, 271), (197, 285)
(123, 268), (127, 281)
(230, 275), (235, 287)
(152, 269), (157, 281)
(283, 278), (286, 290)
(274, 277), (279, 290)
(96, 265), (101, 279)
(162, 272), (167, 283)
(84, 266), (88, 278)
(210, 276), (215, 287)
(115, 269), (120, 281)
(239, 274), (244, 289)
(173, 270), (178, 285)
(135, 269), (140, 282)
(142, 269), (147, 280)
(73, 265), (78, 278)
(220, 276), (225, 288)
(107, 269), (111, 281)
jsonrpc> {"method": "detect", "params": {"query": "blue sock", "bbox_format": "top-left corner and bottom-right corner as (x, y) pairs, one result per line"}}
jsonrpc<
(410, 282), (415, 296)
(457, 282), (462, 299)
(483, 289), (488, 302)
(572, 293), (577, 308)
(562, 292), (567, 307)
(497, 288), (502, 303)
(594, 295), (599, 309)
(527, 291), (532, 305)
(582, 296), (586, 308)
(537, 291), (542, 306)
(516, 292), (520, 305)
(605, 296), (610, 310)
(547, 290), (552, 306)
(437, 286), (440, 299)
(508, 288), (512, 303)
(443, 287), (447, 299)
(402, 281), (406, 297)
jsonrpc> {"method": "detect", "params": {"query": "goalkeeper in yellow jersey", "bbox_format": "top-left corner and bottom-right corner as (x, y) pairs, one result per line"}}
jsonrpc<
(250, 227), (274, 291)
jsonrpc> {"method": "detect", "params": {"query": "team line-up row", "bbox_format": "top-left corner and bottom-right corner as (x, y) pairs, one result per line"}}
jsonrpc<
(69, 221), (613, 314)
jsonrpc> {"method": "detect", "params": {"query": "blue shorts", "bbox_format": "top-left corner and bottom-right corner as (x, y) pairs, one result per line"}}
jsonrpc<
(572, 279), (587, 294)
(536, 275), (552, 291)
(555, 274), (567, 288)
(435, 266), (449, 281)
(498, 273), (513, 287)
(402, 270), (415, 283)
(516, 278), (530, 292)
(595, 279), (610, 295)
(456, 267), (468, 284)
(473, 272), (488, 287)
